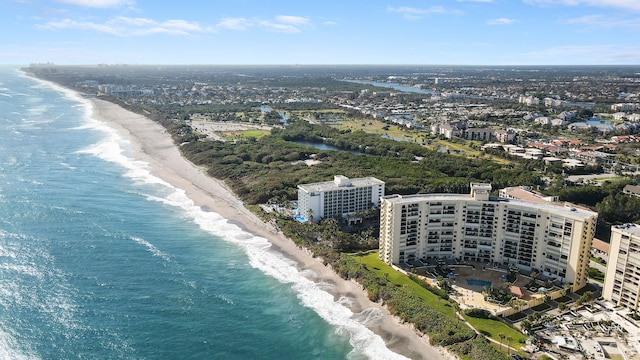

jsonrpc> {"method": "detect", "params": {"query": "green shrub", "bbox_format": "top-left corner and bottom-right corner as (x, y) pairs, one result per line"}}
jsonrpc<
(464, 308), (494, 319)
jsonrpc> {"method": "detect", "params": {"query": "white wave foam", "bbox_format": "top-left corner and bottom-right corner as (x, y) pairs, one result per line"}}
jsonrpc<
(152, 196), (408, 359)
(337, 295), (354, 308)
(22, 72), (90, 107)
(20, 70), (94, 130)
(242, 243), (408, 360)
(0, 264), (44, 280)
(107, 163), (407, 358)
(0, 244), (17, 260)
(129, 236), (171, 262)
(76, 126), (170, 190)
(352, 308), (386, 327)
(26, 105), (48, 116)
(299, 268), (318, 280)
(67, 97), (408, 360)
(0, 326), (38, 360)
(215, 293), (236, 306)
(59, 162), (76, 170)
(75, 120), (173, 192)
(0, 229), (79, 360)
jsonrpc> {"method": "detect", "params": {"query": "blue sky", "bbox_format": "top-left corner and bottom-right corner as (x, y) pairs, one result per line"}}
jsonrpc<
(2, 0), (639, 65)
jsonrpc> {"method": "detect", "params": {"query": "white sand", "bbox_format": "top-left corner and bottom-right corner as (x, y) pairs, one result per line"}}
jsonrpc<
(89, 97), (456, 360)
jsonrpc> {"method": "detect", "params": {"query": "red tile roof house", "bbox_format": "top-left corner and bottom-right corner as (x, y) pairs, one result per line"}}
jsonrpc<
(590, 238), (610, 262)
(509, 285), (524, 299)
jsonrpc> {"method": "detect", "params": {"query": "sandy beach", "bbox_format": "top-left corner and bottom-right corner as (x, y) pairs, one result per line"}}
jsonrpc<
(88, 97), (455, 360)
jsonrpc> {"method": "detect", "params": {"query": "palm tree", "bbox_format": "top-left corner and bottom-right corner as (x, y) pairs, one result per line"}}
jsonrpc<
(507, 298), (526, 314)
(558, 302), (568, 312)
(507, 336), (513, 355)
(498, 333), (505, 351)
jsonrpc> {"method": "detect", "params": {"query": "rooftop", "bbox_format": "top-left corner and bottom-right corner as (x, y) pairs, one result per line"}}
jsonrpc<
(298, 175), (384, 193)
(591, 238), (610, 253)
(613, 223), (640, 237)
(624, 184), (640, 195)
(381, 192), (598, 219)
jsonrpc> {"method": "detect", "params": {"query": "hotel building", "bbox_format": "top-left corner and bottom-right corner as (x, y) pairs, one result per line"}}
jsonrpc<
(297, 176), (385, 223)
(379, 183), (598, 291)
(603, 224), (640, 311)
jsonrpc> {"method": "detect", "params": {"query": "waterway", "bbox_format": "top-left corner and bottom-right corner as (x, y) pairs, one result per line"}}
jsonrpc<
(260, 105), (289, 124)
(293, 140), (362, 155)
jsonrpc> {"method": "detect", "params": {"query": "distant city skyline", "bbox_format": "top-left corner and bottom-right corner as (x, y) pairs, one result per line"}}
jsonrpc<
(1, 0), (639, 65)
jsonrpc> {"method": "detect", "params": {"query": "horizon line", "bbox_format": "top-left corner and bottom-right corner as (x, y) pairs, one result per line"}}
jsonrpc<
(18, 63), (640, 67)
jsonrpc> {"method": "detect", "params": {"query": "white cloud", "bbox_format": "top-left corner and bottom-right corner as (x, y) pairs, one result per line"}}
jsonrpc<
(258, 20), (303, 33)
(598, 48), (640, 63)
(524, 45), (608, 56)
(274, 15), (310, 26)
(55, 0), (135, 8)
(487, 17), (517, 25)
(388, 6), (457, 20)
(216, 17), (252, 31)
(40, 14), (314, 36)
(218, 15), (312, 33)
(566, 14), (640, 29)
(523, 44), (640, 63)
(39, 16), (213, 36)
(524, 0), (640, 12)
(40, 18), (120, 35)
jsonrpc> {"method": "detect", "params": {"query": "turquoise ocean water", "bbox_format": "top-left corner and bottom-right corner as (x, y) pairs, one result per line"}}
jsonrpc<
(0, 67), (406, 360)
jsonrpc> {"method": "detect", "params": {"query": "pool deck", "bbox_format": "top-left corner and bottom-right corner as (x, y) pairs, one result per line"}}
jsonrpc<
(444, 262), (533, 314)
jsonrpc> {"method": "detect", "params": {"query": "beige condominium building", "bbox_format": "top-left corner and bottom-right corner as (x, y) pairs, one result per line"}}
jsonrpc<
(379, 183), (598, 291)
(297, 175), (385, 223)
(603, 223), (640, 311)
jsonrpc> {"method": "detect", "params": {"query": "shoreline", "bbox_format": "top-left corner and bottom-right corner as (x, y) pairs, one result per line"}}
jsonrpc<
(87, 96), (455, 360)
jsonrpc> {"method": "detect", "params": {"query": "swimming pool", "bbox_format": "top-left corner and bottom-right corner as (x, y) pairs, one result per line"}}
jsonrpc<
(466, 279), (492, 287)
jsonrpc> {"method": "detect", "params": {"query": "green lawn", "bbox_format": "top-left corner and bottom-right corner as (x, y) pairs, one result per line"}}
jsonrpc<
(588, 267), (605, 283)
(333, 118), (518, 165)
(432, 139), (513, 165)
(354, 253), (529, 357)
(590, 256), (607, 266)
(240, 129), (270, 139)
(218, 129), (271, 140)
(335, 119), (422, 142)
(354, 253), (457, 317)
(464, 314), (527, 347)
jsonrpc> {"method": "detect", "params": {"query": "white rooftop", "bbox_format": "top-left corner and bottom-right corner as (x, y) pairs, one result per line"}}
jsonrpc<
(298, 176), (384, 193)
(381, 192), (597, 219)
(613, 223), (640, 237)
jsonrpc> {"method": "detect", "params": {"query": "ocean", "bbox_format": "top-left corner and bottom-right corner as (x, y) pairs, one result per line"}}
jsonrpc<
(0, 67), (407, 360)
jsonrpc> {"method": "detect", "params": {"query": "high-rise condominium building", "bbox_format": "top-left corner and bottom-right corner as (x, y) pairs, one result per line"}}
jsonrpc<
(603, 224), (640, 311)
(379, 183), (598, 291)
(297, 176), (385, 223)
